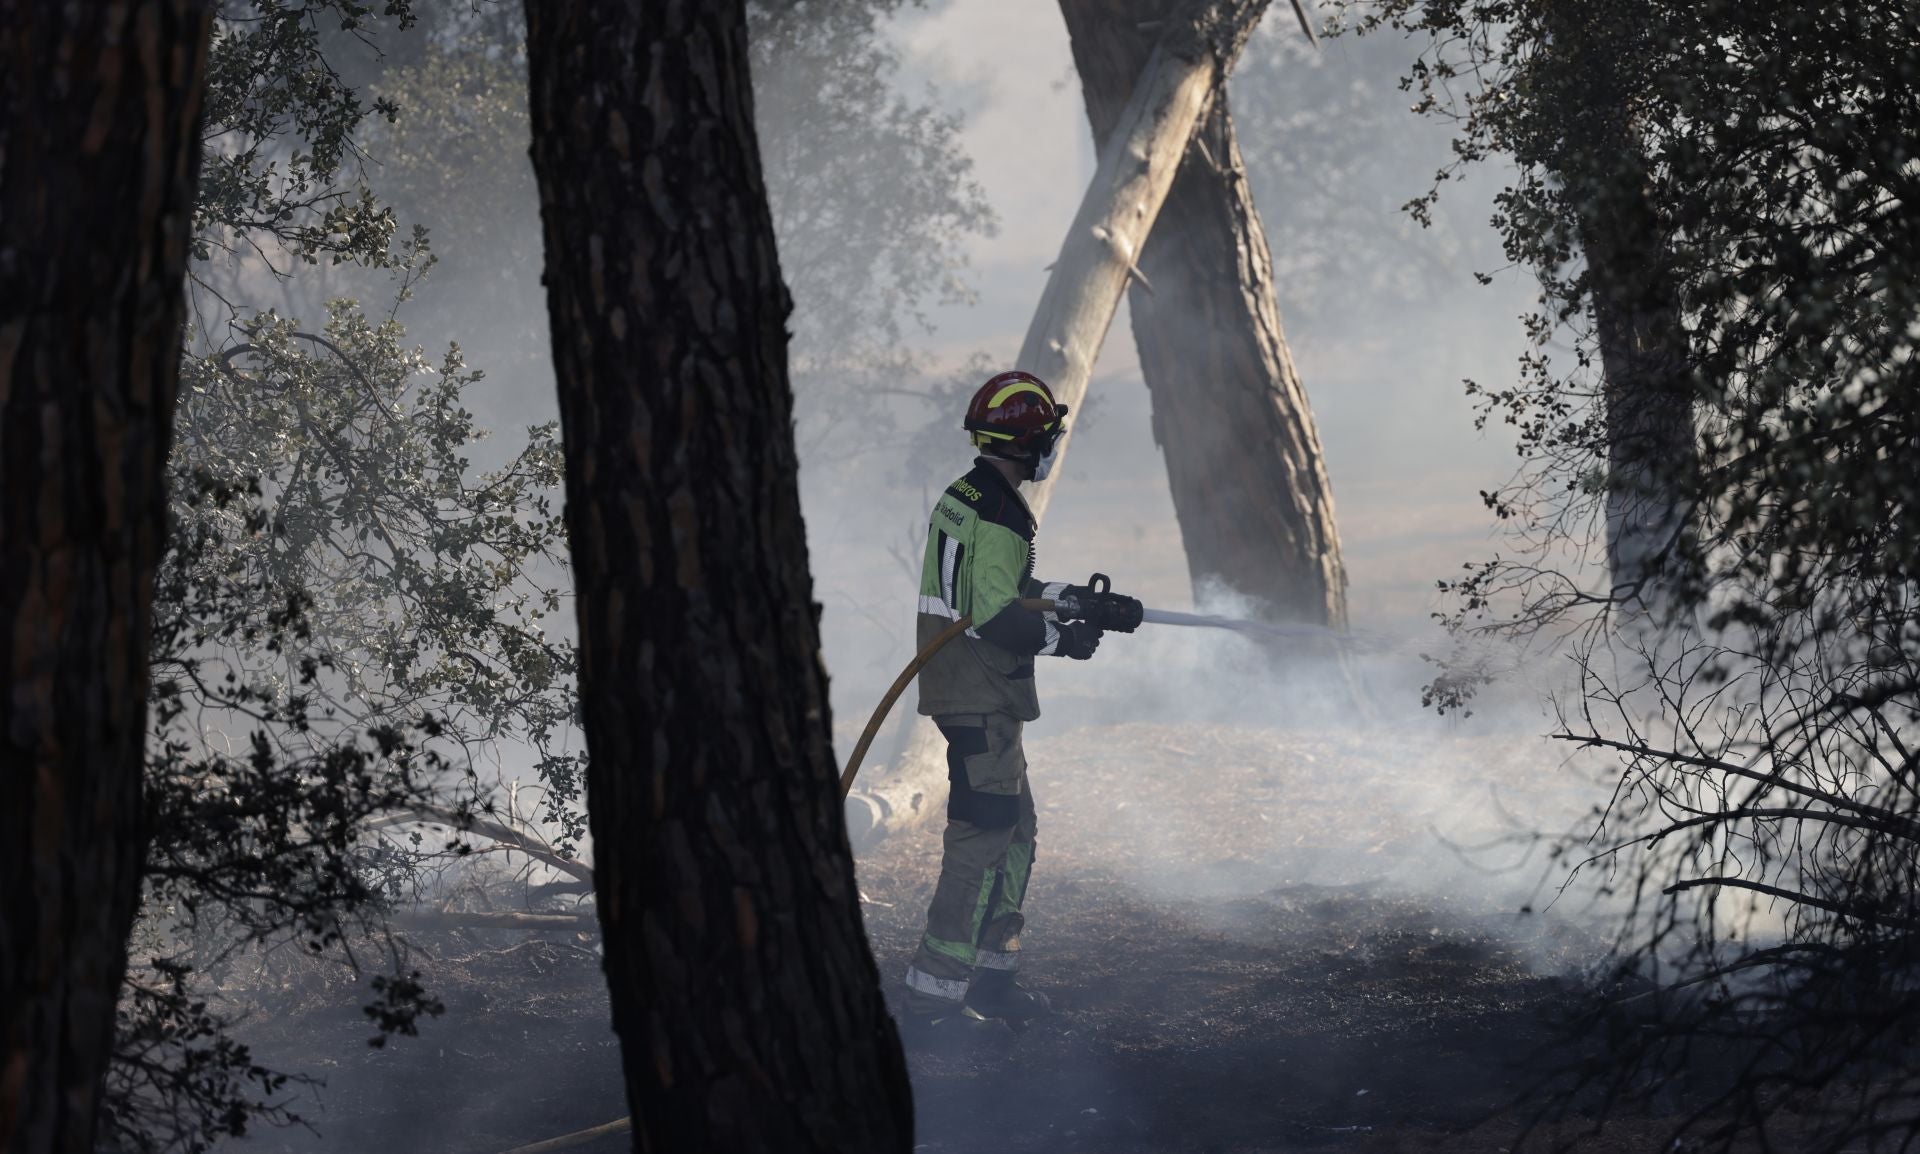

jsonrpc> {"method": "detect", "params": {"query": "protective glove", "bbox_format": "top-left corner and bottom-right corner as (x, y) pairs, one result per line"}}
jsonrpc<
(1065, 573), (1144, 633)
(1055, 620), (1103, 660)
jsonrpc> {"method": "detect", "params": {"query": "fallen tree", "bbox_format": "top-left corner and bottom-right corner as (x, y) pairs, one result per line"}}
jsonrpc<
(391, 909), (596, 932)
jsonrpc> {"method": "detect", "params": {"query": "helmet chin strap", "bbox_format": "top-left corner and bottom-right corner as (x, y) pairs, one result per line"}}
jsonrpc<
(981, 447), (1038, 482)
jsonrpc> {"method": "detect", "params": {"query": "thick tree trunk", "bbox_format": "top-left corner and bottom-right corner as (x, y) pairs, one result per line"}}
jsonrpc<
(1544, 0), (1696, 617)
(0, 4), (213, 1151)
(1059, 0), (1347, 626)
(523, 3), (912, 1151)
(845, 0), (1272, 850)
(1583, 167), (1696, 616)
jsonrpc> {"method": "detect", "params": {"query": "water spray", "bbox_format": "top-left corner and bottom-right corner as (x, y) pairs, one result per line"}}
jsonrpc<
(1141, 606), (1348, 643)
(838, 575), (1369, 798)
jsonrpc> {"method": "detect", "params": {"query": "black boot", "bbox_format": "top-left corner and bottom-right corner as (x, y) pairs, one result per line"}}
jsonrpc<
(964, 969), (1051, 1023)
(899, 1003), (1009, 1052)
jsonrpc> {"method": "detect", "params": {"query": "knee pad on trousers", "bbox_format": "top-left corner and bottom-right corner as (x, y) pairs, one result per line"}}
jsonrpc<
(938, 722), (1019, 830)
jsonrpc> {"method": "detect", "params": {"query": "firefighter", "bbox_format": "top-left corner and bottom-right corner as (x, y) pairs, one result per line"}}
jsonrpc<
(902, 369), (1142, 1041)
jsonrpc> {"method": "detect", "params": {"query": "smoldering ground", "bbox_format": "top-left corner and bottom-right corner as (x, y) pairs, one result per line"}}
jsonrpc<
(849, 573), (1634, 1152)
(214, 611), (1634, 1154)
(862, 741), (1614, 1153)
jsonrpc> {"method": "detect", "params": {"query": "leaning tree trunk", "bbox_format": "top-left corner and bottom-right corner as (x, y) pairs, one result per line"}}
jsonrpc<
(1015, 0), (1273, 526)
(844, 0), (1273, 849)
(1060, 0), (1347, 627)
(523, 3), (912, 1151)
(0, 4), (214, 1152)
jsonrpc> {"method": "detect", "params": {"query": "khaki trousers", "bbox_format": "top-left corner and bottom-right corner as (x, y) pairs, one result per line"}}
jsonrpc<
(904, 712), (1038, 1010)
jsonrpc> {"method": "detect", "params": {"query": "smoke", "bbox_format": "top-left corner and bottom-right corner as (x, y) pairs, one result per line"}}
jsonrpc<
(200, 4), (1643, 1148)
(826, 5), (1632, 989)
(345, 0), (1599, 999)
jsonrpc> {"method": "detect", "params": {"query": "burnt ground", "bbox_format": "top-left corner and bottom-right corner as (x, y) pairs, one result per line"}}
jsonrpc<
(224, 721), (1749, 1154)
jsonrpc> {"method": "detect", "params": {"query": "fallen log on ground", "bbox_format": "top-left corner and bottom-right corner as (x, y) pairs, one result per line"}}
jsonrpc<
(391, 909), (597, 932)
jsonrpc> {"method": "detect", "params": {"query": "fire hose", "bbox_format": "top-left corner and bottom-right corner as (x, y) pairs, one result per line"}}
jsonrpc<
(838, 574), (1353, 799)
(494, 582), (1359, 1154)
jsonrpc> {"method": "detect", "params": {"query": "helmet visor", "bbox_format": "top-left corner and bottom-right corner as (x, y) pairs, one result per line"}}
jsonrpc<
(1032, 419), (1065, 459)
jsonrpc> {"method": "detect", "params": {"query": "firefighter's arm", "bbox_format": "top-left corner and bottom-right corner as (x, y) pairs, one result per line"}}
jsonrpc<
(979, 530), (1104, 658)
(972, 524), (1060, 656)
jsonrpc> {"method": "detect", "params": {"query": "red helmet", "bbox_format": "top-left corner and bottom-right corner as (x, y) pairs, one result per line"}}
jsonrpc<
(964, 370), (1068, 457)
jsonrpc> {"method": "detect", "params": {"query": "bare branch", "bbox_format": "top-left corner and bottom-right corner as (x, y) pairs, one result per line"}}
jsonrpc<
(1662, 876), (1919, 932)
(369, 805), (594, 885)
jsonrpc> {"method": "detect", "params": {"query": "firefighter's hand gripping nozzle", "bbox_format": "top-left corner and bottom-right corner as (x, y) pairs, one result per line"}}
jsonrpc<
(837, 572), (1146, 800)
(1051, 572), (1145, 634)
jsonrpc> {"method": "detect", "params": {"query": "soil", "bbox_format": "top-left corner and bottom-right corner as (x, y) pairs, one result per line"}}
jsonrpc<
(223, 721), (1726, 1154)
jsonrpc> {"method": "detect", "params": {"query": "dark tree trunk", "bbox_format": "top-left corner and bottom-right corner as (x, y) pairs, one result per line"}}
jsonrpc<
(523, 3), (913, 1151)
(0, 3), (213, 1151)
(1059, 0), (1348, 626)
(1544, 0), (1697, 615)
(1583, 167), (1696, 615)
(1132, 102), (1348, 625)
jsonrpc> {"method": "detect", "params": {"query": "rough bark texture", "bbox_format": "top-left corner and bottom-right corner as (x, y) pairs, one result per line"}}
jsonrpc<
(522, 3), (913, 1150)
(845, 0), (1272, 849)
(0, 5), (212, 1151)
(1059, 0), (1347, 626)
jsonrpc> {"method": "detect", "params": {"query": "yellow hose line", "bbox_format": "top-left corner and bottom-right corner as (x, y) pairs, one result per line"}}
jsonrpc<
(838, 598), (1054, 799)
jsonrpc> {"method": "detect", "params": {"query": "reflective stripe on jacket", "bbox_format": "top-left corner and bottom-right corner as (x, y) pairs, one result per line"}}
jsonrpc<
(915, 460), (1069, 720)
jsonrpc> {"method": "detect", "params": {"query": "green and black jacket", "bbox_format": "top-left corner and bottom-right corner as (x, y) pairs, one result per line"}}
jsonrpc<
(916, 459), (1071, 721)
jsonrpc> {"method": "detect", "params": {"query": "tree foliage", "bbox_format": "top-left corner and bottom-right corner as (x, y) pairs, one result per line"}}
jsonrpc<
(117, 300), (577, 1154)
(111, 8), (573, 1150)
(1228, 21), (1475, 332)
(109, 2), (993, 1150)
(1350, 0), (1920, 1145)
(751, 1), (995, 356)
(196, 1), (419, 273)
(171, 308), (575, 809)
(362, 1), (994, 448)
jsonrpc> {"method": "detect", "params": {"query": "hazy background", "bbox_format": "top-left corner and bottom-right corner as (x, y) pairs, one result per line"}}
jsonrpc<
(307, 0), (1576, 850)
(203, 9), (1620, 1148)
(801, 5), (1546, 747)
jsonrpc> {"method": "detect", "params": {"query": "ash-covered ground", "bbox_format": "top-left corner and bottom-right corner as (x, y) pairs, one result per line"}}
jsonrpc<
(861, 719), (1622, 1153)
(219, 710), (1733, 1154)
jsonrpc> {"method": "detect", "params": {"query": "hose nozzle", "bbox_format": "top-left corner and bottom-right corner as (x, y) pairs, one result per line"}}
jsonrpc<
(1055, 572), (1144, 633)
